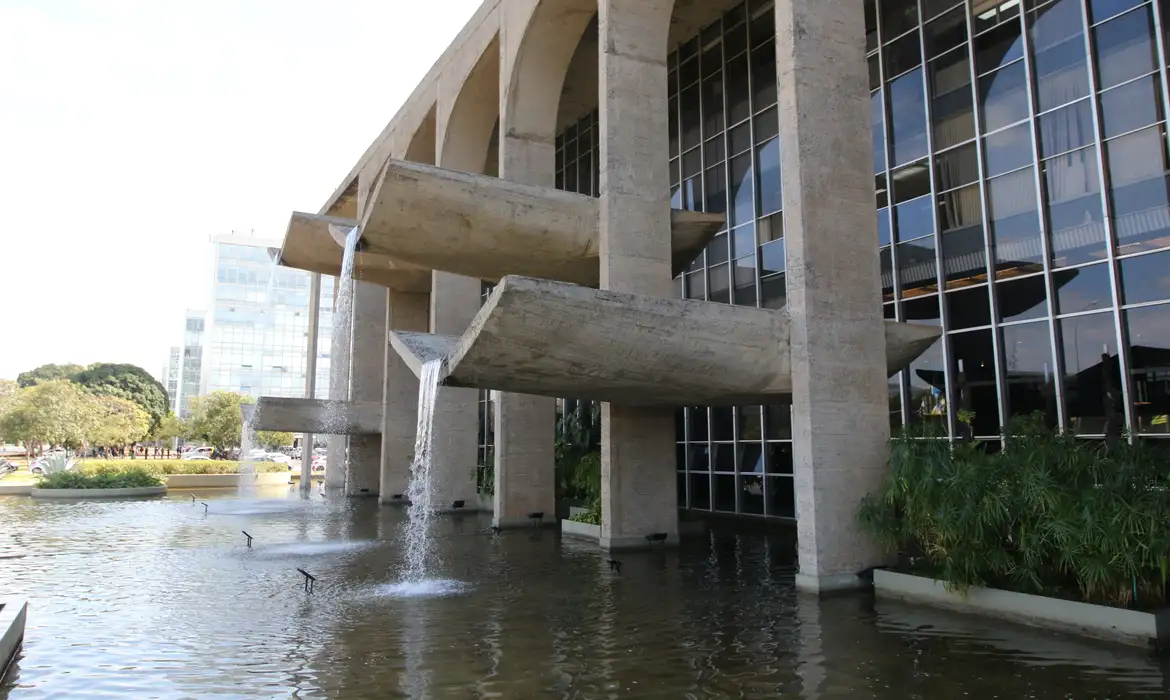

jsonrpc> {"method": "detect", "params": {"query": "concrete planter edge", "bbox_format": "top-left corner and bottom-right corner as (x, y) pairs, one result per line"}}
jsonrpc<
(30, 485), (168, 499)
(0, 485), (32, 496)
(873, 568), (1170, 649)
(166, 472), (290, 488)
(0, 600), (27, 682)
(560, 519), (601, 542)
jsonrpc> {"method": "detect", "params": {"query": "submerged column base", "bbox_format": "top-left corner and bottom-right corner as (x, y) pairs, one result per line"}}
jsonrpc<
(600, 532), (680, 551)
(794, 572), (871, 595)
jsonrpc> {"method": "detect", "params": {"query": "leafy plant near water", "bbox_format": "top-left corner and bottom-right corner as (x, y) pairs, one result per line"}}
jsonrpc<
(858, 413), (1170, 608)
(38, 454), (77, 475)
(569, 499), (602, 525)
(555, 401), (602, 505)
(37, 466), (165, 489)
(78, 460), (286, 475)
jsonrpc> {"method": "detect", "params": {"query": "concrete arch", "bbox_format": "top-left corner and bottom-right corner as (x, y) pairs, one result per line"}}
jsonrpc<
(403, 104), (437, 165)
(439, 35), (500, 174)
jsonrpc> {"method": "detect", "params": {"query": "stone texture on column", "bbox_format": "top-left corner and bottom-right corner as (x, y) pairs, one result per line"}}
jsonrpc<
(776, 0), (892, 592)
(380, 290), (429, 504)
(345, 279), (388, 497)
(427, 270), (480, 510)
(597, 0), (678, 549)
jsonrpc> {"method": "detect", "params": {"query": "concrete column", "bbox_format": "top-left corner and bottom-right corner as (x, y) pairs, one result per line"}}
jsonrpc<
(380, 290), (429, 504)
(776, 0), (891, 592)
(428, 270), (480, 510)
(344, 279), (388, 497)
(596, 0), (678, 549)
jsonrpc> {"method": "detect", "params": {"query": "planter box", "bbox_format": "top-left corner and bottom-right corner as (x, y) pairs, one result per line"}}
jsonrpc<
(874, 569), (1170, 649)
(30, 485), (168, 499)
(0, 600), (27, 681)
(0, 484), (32, 496)
(165, 472), (290, 488)
(561, 518), (601, 542)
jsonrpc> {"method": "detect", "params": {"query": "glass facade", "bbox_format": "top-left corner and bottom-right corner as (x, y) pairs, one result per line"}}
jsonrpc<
(203, 238), (334, 403)
(178, 311), (205, 419)
(549, 0), (1170, 520)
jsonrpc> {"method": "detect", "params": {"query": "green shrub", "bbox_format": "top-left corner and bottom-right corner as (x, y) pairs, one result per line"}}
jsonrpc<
(569, 499), (601, 525)
(858, 413), (1170, 608)
(37, 466), (165, 489)
(76, 460), (286, 474)
(556, 451), (601, 503)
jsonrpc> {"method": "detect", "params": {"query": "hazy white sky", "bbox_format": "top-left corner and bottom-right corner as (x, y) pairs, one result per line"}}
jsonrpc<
(0, 0), (482, 380)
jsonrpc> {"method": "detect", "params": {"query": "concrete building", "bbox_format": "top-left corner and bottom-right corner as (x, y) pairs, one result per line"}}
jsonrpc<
(164, 346), (180, 414)
(252, 0), (1170, 591)
(176, 309), (206, 419)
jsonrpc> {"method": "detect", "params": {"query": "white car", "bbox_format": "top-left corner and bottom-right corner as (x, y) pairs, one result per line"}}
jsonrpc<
(182, 454), (212, 461)
(266, 453), (291, 464)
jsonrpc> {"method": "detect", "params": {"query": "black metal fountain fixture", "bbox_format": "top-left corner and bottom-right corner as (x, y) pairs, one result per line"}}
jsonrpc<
(296, 568), (317, 593)
(242, 531), (253, 548)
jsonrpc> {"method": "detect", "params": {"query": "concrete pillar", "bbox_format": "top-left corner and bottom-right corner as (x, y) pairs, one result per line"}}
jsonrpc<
(344, 279), (388, 497)
(380, 290), (429, 504)
(776, 0), (891, 592)
(596, 0), (678, 549)
(427, 270), (480, 510)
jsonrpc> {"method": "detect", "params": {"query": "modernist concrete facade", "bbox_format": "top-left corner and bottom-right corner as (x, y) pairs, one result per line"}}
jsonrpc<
(259, 0), (1170, 591)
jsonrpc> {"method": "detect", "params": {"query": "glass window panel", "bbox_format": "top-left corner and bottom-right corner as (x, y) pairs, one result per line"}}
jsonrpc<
(873, 90), (888, 173)
(1090, 0), (1145, 22)
(750, 2), (774, 45)
(866, 0), (878, 53)
(729, 152), (755, 227)
(764, 404), (792, 440)
(881, 247), (896, 301)
(950, 328), (1000, 434)
(999, 272), (1051, 322)
(899, 235), (941, 296)
(925, 7), (969, 57)
(690, 472), (711, 509)
(940, 205), (989, 290)
(1002, 320), (1060, 426)
(985, 122), (1034, 176)
(1045, 147), (1106, 266)
(726, 53), (752, 124)
(760, 239), (786, 278)
(931, 48), (978, 151)
(708, 232), (730, 265)
(1125, 304), (1170, 433)
(948, 284), (994, 329)
(689, 407), (709, 441)
(1029, 0), (1090, 112)
(1121, 250), (1170, 304)
(756, 137), (782, 216)
(975, 16), (1025, 74)
(878, 172), (890, 208)
(725, 6), (748, 55)
(681, 176), (703, 212)
(732, 223), (756, 258)
(925, 0), (963, 21)
(1037, 99), (1094, 157)
(908, 336), (949, 424)
(882, 0), (920, 38)
(677, 471), (687, 507)
(979, 61), (1030, 132)
(680, 56), (700, 89)
(890, 68), (930, 165)
(878, 208), (893, 247)
(712, 407), (734, 441)
(759, 211), (783, 243)
(765, 442), (793, 475)
(681, 85), (701, 151)
(1093, 6), (1158, 90)
(703, 72), (725, 135)
(739, 442), (765, 474)
(1099, 74), (1164, 139)
(686, 269), (706, 299)
(683, 147), (702, 179)
(705, 136), (726, 166)
(730, 120), (753, 155)
(893, 161), (933, 202)
(705, 164), (727, 214)
(739, 474), (765, 514)
(1060, 311), (1123, 434)
(1105, 126), (1170, 255)
(896, 192), (936, 242)
(936, 143), (981, 190)
(709, 262), (731, 303)
(1056, 262), (1114, 315)
(760, 272), (786, 310)
(973, 0), (1021, 33)
(738, 405), (763, 440)
(938, 183), (984, 236)
(752, 40), (777, 107)
(989, 167), (1044, 270)
(886, 30), (923, 77)
(755, 107), (779, 143)
(765, 476), (795, 518)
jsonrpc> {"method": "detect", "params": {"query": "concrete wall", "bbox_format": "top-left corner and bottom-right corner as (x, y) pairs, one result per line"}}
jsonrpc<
(381, 291), (429, 502)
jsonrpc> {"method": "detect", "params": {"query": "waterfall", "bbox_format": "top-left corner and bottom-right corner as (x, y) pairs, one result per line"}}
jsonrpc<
(321, 226), (361, 482)
(403, 360), (442, 582)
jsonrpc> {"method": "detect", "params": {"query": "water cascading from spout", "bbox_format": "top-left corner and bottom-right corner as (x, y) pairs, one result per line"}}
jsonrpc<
(321, 226), (362, 483)
(403, 360), (442, 582)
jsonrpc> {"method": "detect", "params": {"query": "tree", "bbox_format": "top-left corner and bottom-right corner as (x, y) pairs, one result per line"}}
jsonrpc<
(0, 379), (17, 443)
(187, 391), (254, 454)
(16, 363), (84, 388)
(151, 412), (186, 444)
(255, 431), (294, 450)
(0, 380), (97, 455)
(87, 395), (150, 448)
(71, 363), (170, 432)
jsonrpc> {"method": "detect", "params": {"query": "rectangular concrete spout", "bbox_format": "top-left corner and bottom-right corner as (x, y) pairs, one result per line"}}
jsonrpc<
(251, 397), (383, 435)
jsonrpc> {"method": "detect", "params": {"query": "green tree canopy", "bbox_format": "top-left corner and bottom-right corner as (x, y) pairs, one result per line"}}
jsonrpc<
(16, 363), (85, 388)
(254, 430), (294, 450)
(0, 379), (19, 443)
(72, 363), (170, 432)
(88, 395), (151, 447)
(188, 391), (254, 453)
(0, 380), (97, 450)
(151, 412), (186, 443)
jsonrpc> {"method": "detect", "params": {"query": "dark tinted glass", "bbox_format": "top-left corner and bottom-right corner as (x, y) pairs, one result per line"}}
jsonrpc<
(1120, 250), (1170, 304)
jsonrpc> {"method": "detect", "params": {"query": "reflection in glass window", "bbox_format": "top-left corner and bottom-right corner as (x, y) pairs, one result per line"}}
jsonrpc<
(756, 137), (781, 215)
(1125, 304), (1170, 433)
(1121, 250), (1170, 305)
(740, 474), (765, 514)
(940, 207), (988, 290)
(998, 273), (1051, 323)
(989, 168), (1043, 270)
(979, 61), (1030, 132)
(882, 0), (919, 38)
(1098, 75), (1163, 139)
(974, 15), (1024, 74)
(904, 293), (943, 324)
(930, 46), (976, 150)
(765, 441), (793, 474)
(890, 69), (930, 165)
(925, 6), (968, 57)
(729, 152), (755, 227)
(1055, 262), (1114, 315)
(1106, 126), (1170, 255)
(947, 285), (993, 330)
(766, 476), (796, 517)
(1002, 321), (1059, 426)
(1093, 5), (1158, 90)
(760, 274), (786, 309)
(873, 90), (887, 173)
(1060, 311), (1123, 434)
(899, 235), (940, 296)
(935, 143), (980, 191)
(908, 337), (949, 425)
(764, 404), (792, 440)
(690, 472), (711, 509)
(950, 328), (1000, 435)
(1045, 147), (1106, 267)
(886, 30), (923, 77)
(985, 122), (1033, 176)
(1029, 0), (1089, 112)
(1037, 99), (1093, 158)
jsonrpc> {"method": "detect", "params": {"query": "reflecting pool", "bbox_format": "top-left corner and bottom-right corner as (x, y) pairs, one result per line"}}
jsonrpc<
(1, 490), (1167, 698)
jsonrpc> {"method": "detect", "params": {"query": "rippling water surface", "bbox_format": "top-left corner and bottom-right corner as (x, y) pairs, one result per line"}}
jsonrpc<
(1, 489), (1168, 698)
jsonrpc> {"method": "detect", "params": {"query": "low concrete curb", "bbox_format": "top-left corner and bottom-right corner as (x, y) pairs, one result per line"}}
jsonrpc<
(30, 485), (168, 499)
(166, 472), (290, 488)
(0, 600), (28, 681)
(561, 519), (601, 541)
(874, 569), (1170, 648)
(0, 484), (32, 496)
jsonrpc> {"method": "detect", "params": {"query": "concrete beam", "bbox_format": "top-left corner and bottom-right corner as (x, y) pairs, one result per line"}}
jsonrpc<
(279, 212), (432, 293)
(250, 397), (383, 435)
(386, 276), (940, 406)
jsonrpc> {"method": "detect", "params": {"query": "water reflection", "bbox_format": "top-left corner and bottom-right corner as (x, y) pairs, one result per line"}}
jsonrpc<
(1, 492), (1168, 698)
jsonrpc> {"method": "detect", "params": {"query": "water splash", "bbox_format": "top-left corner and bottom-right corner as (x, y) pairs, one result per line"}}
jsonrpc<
(403, 360), (442, 582)
(321, 226), (362, 481)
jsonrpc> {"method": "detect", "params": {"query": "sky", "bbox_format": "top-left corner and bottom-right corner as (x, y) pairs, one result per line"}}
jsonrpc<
(0, 0), (482, 380)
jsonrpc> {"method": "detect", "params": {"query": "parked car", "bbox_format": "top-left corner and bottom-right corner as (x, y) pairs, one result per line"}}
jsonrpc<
(1, 460), (18, 475)
(181, 454), (212, 461)
(266, 453), (291, 464)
